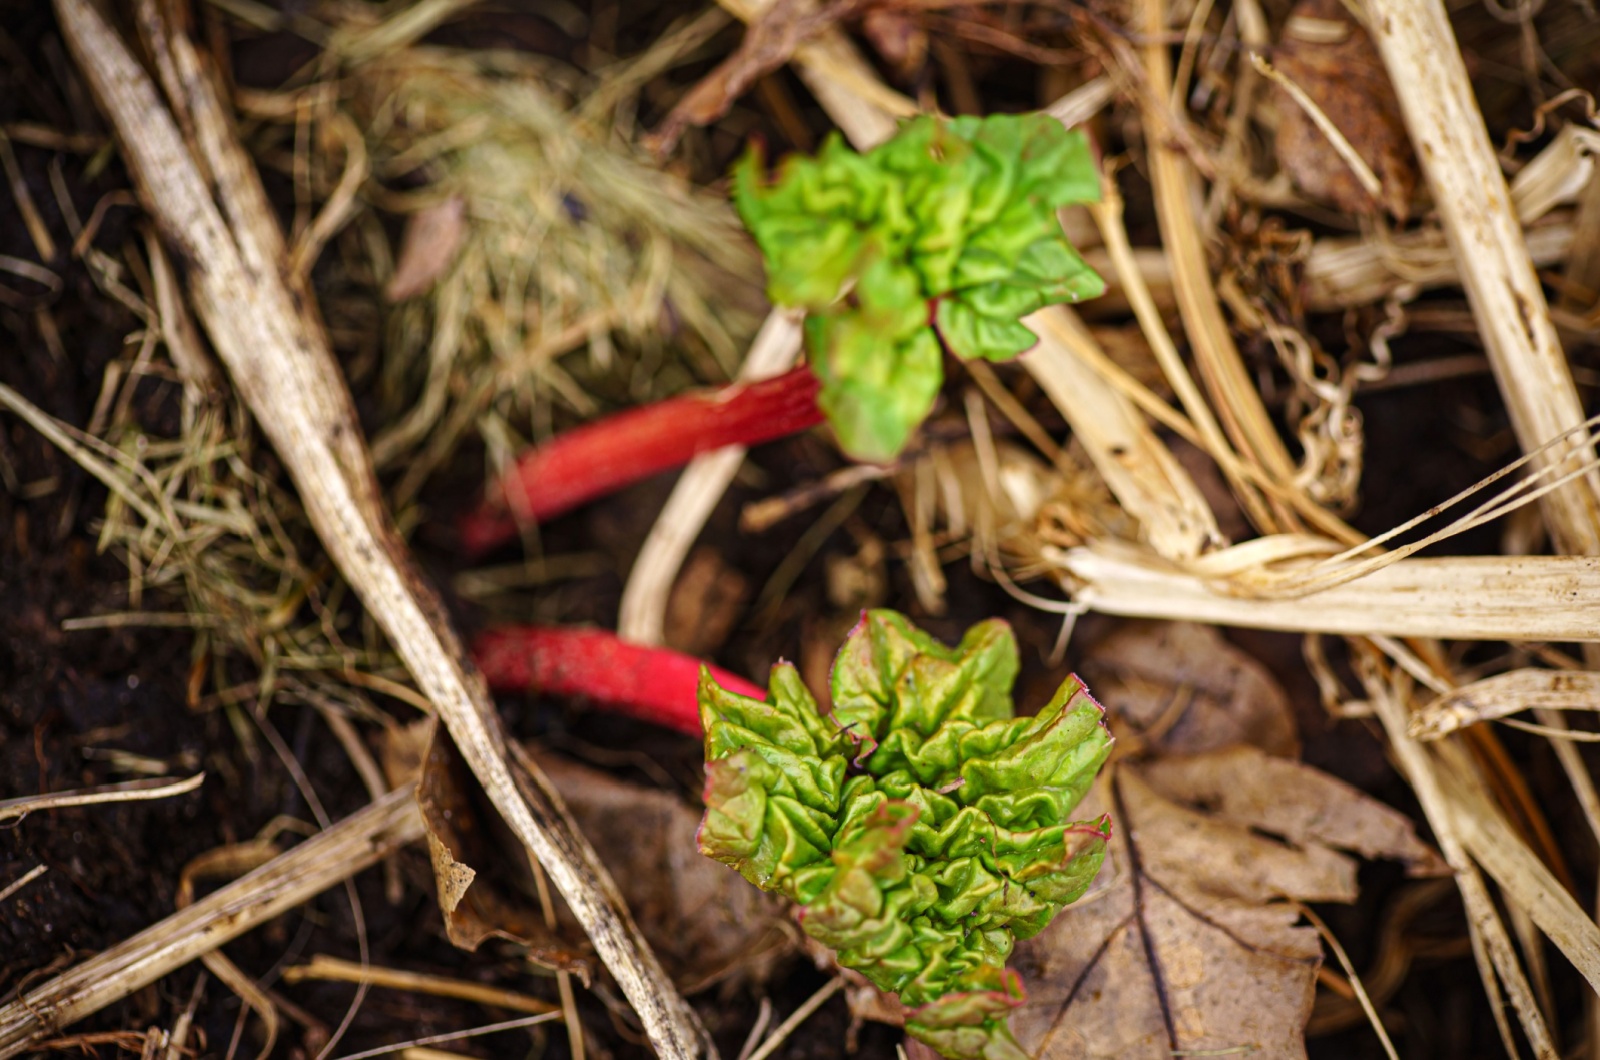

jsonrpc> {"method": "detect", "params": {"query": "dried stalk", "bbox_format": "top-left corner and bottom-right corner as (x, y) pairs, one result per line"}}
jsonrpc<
(0, 773), (203, 822)
(53, 2), (704, 1054)
(1435, 741), (1600, 994)
(1054, 544), (1600, 642)
(1363, 0), (1600, 556)
(1023, 310), (1222, 560)
(1087, 175), (1258, 521)
(1365, 0), (1600, 1051)
(1135, 0), (1298, 531)
(0, 788), (424, 1058)
(1365, 675), (1556, 1057)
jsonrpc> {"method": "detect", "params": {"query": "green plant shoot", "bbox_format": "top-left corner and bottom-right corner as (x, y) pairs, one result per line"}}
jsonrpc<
(697, 611), (1114, 1059)
(734, 113), (1105, 461)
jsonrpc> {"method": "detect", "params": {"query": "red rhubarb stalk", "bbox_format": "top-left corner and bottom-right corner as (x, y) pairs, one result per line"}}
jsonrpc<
(460, 364), (823, 554)
(472, 625), (762, 737)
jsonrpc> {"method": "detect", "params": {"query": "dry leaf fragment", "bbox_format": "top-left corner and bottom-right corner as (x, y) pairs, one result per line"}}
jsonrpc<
(1271, 0), (1419, 220)
(860, 8), (927, 80)
(1010, 775), (1321, 1059)
(1141, 746), (1447, 876)
(1080, 621), (1299, 758)
(535, 753), (789, 989)
(389, 719), (786, 990)
(384, 195), (466, 302)
(1011, 747), (1440, 1059)
(645, 0), (857, 157)
(416, 725), (594, 979)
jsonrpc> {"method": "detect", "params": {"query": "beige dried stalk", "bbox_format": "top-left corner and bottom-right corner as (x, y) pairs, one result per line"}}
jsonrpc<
(53, 1), (705, 1055)
(1363, 0), (1600, 556)
(1135, 0), (1298, 532)
(1361, 0), (1600, 1048)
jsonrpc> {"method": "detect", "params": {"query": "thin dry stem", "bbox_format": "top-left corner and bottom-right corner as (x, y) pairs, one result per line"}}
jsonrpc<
(0, 773), (204, 823)
(282, 956), (557, 1015)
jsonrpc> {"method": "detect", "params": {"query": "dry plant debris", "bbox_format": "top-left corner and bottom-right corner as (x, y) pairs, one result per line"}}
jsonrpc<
(4, 0), (1600, 1055)
(1268, 0), (1418, 221)
(1011, 640), (1444, 1059)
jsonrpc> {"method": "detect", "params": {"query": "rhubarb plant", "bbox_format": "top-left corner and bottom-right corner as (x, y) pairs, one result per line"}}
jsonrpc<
(697, 611), (1113, 1059)
(735, 113), (1104, 461)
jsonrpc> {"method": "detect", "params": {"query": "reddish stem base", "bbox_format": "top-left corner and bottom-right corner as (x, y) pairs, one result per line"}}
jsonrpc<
(460, 365), (823, 554)
(472, 625), (762, 737)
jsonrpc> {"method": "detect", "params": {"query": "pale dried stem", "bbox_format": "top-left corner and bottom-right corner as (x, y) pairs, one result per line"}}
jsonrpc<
(53, 2), (704, 1054)
(1055, 545), (1600, 641)
(1135, 0), (1299, 531)
(282, 956), (557, 1015)
(0, 787), (423, 1057)
(1364, 0), (1600, 556)
(742, 979), (844, 1060)
(1023, 310), (1222, 560)
(1365, 671), (1557, 1057)
(0, 773), (203, 822)
(1365, 0), (1600, 1047)
(1435, 737), (1600, 995)
(0, 864), (48, 904)
(1086, 175), (1260, 530)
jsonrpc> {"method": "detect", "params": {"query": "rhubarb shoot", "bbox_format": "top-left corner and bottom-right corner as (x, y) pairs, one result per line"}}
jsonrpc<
(735, 113), (1105, 461)
(460, 365), (821, 554)
(474, 625), (763, 737)
(697, 610), (1114, 1059)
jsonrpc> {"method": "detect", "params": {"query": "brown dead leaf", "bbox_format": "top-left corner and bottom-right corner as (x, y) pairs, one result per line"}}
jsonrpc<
(1141, 746), (1447, 876)
(644, 0), (858, 158)
(1081, 621), (1300, 757)
(532, 752), (790, 989)
(415, 723), (594, 979)
(1011, 746), (1441, 1059)
(860, 8), (927, 80)
(1271, 0), (1419, 221)
(384, 195), (466, 302)
(386, 721), (787, 990)
(664, 546), (750, 658)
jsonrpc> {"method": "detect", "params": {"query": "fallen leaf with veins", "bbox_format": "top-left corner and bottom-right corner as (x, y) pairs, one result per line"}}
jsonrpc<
(1006, 742), (1443, 1058)
(1080, 621), (1299, 758)
(1141, 746), (1445, 876)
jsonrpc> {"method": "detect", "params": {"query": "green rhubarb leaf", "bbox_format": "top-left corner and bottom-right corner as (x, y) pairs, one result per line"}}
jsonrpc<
(698, 610), (1114, 1060)
(734, 112), (1103, 462)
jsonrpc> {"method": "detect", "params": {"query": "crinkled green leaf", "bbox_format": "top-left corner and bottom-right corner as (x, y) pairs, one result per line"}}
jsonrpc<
(698, 610), (1114, 1059)
(734, 113), (1103, 461)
